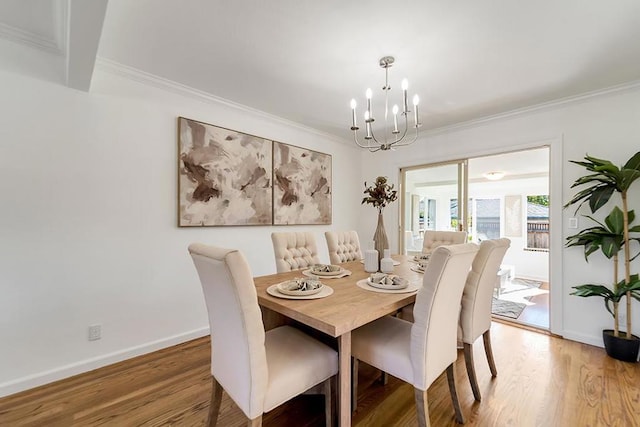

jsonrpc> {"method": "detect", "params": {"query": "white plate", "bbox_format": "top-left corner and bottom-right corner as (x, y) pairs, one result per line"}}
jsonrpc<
(267, 284), (334, 300)
(366, 277), (409, 290)
(410, 265), (425, 274)
(309, 264), (344, 276)
(356, 279), (420, 294)
(303, 269), (351, 279)
(276, 280), (323, 296)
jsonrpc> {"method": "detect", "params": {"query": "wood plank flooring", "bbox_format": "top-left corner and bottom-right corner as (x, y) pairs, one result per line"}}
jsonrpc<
(1, 322), (639, 426)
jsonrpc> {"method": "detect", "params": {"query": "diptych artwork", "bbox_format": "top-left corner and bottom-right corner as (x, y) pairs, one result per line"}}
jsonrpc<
(273, 142), (332, 225)
(178, 117), (332, 226)
(178, 117), (273, 226)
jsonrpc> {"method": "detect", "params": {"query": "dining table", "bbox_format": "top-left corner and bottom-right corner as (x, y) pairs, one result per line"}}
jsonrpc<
(253, 255), (424, 427)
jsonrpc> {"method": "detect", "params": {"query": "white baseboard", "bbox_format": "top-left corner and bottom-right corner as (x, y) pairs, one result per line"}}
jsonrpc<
(562, 330), (604, 348)
(0, 326), (210, 398)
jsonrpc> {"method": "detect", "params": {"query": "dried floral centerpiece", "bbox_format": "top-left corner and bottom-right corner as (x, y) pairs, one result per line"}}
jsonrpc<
(362, 176), (398, 260)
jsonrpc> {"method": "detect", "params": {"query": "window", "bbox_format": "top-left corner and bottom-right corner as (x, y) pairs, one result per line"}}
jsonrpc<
(526, 195), (549, 250)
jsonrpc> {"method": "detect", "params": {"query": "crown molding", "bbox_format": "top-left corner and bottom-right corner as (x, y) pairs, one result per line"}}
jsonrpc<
(421, 79), (640, 137)
(0, 22), (64, 56)
(94, 57), (352, 147)
(95, 57), (640, 144)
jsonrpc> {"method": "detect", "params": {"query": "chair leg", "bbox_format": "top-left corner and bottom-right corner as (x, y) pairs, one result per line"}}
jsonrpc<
(463, 343), (482, 402)
(208, 377), (223, 427)
(323, 376), (334, 427)
(351, 357), (359, 413)
(248, 417), (262, 427)
(414, 388), (430, 427)
(379, 371), (389, 385)
(483, 330), (498, 377)
(446, 364), (465, 424)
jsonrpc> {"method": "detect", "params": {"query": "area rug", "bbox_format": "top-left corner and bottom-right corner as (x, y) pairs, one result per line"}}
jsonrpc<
(492, 277), (545, 319)
(492, 298), (527, 319)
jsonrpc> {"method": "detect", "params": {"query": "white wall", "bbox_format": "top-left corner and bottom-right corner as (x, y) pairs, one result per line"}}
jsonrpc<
(0, 64), (362, 396)
(357, 85), (640, 347)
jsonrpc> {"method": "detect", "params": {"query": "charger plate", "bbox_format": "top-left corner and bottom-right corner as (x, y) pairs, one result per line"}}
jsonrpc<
(303, 269), (352, 279)
(356, 279), (420, 294)
(267, 284), (334, 300)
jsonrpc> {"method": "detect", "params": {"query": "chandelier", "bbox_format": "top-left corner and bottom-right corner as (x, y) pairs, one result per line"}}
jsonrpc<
(350, 56), (421, 152)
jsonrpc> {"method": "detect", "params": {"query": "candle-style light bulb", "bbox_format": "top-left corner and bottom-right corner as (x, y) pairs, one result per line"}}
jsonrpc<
(412, 95), (420, 127)
(364, 111), (372, 139)
(350, 99), (357, 129)
(366, 88), (373, 121)
(392, 104), (399, 133)
(402, 79), (408, 114)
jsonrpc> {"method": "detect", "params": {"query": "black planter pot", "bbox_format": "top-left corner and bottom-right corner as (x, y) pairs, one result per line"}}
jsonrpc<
(602, 330), (640, 362)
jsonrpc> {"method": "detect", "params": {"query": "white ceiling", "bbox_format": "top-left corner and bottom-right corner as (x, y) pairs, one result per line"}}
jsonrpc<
(2, 1), (640, 141)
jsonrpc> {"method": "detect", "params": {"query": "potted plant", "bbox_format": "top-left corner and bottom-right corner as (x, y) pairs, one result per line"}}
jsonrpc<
(362, 176), (398, 261)
(565, 152), (640, 362)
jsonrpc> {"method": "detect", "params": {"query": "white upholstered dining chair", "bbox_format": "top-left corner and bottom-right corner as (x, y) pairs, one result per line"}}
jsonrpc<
(188, 243), (338, 427)
(351, 243), (479, 426)
(422, 230), (468, 254)
(459, 238), (510, 401)
(271, 232), (320, 273)
(324, 230), (363, 264)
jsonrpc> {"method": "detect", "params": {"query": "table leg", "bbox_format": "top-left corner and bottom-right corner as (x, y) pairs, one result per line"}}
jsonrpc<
(338, 332), (352, 427)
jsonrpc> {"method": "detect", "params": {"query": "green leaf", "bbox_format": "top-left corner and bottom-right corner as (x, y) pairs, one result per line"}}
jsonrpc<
(571, 284), (614, 298)
(600, 236), (620, 259)
(604, 207), (624, 235)
(623, 151), (640, 170)
(620, 169), (640, 191)
(589, 186), (615, 212)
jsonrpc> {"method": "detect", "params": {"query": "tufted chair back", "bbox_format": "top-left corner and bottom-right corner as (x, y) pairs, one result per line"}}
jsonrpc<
(325, 230), (363, 264)
(271, 232), (320, 273)
(422, 230), (468, 254)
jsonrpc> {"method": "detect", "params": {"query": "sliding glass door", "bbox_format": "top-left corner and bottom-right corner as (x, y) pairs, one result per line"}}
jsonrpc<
(400, 160), (468, 254)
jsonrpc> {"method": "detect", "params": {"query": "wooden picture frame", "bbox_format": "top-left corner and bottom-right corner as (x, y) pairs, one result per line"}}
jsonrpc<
(177, 117), (273, 226)
(273, 141), (332, 225)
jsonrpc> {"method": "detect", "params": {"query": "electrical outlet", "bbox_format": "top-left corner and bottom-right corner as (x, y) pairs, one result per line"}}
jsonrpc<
(569, 217), (578, 229)
(88, 324), (102, 341)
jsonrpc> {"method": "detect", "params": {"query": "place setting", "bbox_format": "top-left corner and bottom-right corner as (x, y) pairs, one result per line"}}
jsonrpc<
(302, 263), (352, 279)
(410, 254), (430, 273)
(267, 277), (334, 300)
(356, 272), (421, 294)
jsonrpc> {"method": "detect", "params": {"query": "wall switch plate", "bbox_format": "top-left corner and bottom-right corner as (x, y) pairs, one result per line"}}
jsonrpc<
(568, 217), (578, 229)
(88, 324), (102, 341)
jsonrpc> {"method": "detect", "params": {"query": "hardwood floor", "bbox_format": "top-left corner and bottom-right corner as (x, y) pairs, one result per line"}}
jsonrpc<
(1, 322), (639, 426)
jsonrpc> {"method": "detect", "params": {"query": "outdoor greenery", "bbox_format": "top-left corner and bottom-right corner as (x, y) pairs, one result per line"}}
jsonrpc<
(565, 152), (640, 339)
(527, 195), (549, 206)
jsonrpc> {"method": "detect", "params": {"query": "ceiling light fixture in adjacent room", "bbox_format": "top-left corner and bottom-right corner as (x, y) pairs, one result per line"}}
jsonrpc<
(483, 171), (506, 181)
(349, 56), (421, 152)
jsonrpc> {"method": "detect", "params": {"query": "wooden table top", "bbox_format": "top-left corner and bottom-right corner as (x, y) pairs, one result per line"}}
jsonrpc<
(254, 255), (423, 337)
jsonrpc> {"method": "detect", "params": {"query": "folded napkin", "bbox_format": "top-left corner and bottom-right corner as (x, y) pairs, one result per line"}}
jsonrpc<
(311, 264), (341, 273)
(283, 278), (322, 292)
(369, 273), (408, 287)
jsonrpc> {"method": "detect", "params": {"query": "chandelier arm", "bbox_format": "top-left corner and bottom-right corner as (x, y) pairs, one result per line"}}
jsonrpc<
(353, 130), (383, 151)
(389, 127), (419, 147)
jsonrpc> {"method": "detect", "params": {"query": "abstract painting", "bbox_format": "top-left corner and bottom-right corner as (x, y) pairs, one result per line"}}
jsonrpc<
(273, 142), (332, 225)
(178, 117), (272, 226)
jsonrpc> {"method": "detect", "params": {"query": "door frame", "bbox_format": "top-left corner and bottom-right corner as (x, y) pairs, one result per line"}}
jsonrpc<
(397, 137), (563, 336)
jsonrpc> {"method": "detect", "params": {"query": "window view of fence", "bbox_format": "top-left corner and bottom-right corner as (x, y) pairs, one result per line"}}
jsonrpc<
(527, 195), (549, 250)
